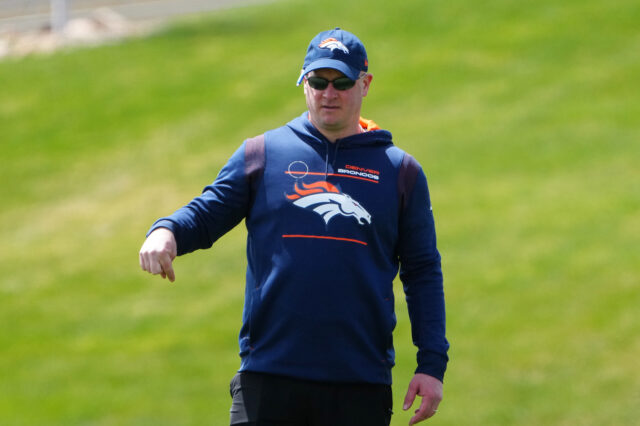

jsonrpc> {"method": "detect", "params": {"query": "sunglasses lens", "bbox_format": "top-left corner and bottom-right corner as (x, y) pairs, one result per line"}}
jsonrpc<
(332, 78), (356, 90)
(307, 77), (329, 90)
(306, 76), (357, 91)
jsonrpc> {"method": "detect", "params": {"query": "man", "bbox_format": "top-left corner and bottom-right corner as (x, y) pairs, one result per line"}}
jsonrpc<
(139, 28), (449, 425)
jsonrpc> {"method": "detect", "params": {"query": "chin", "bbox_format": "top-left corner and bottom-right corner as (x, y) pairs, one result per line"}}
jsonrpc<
(320, 114), (344, 126)
(320, 120), (344, 130)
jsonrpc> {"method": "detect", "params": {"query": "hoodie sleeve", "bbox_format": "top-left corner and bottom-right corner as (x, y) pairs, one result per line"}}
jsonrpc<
(147, 140), (258, 256)
(398, 155), (449, 382)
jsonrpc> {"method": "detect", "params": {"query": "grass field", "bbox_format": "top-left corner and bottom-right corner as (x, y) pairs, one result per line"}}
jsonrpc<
(1, 0), (639, 424)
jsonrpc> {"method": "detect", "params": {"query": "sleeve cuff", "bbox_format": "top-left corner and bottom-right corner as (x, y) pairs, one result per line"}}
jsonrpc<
(146, 219), (178, 238)
(415, 350), (449, 382)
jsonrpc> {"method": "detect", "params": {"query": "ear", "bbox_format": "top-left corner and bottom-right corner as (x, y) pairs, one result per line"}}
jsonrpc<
(361, 74), (373, 97)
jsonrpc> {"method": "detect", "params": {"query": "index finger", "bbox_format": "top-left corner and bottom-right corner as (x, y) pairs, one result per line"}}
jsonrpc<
(159, 255), (176, 282)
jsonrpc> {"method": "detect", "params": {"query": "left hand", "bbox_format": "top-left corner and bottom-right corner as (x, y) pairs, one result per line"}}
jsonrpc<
(402, 373), (443, 424)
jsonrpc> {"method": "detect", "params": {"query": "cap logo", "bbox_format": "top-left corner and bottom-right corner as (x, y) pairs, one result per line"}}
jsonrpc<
(319, 38), (349, 54)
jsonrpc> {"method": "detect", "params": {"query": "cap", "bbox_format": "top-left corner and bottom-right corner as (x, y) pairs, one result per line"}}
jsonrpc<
(296, 28), (368, 86)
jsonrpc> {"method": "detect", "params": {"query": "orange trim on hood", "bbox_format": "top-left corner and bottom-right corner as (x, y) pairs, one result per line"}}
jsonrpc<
(359, 117), (381, 131)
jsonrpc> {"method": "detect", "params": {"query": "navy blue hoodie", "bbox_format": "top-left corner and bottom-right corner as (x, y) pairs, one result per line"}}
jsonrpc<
(149, 112), (449, 384)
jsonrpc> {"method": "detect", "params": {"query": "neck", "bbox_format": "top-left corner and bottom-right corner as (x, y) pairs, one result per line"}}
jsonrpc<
(309, 119), (364, 143)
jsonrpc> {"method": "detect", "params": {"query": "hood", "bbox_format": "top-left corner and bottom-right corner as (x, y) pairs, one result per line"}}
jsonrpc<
(286, 112), (394, 149)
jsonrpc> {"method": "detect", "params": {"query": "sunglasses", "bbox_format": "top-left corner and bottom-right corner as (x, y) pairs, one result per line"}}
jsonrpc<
(306, 76), (357, 91)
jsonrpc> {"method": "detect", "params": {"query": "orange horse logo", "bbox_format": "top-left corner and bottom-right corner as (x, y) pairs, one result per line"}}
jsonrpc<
(287, 181), (371, 225)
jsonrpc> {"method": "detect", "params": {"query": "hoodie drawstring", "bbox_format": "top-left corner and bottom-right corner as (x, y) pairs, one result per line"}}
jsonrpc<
(332, 140), (342, 169)
(325, 140), (342, 179)
(324, 145), (330, 179)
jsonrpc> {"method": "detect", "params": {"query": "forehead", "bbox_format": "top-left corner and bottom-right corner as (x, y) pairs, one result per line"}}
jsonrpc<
(309, 68), (347, 79)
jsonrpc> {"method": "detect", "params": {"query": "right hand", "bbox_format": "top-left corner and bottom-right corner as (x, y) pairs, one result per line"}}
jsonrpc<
(139, 228), (177, 282)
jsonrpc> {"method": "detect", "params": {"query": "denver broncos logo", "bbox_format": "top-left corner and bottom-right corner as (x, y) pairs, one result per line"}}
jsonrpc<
(286, 181), (371, 225)
(319, 38), (349, 54)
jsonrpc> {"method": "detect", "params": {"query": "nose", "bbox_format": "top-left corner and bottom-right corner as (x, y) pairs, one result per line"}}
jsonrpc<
(322, 84), (339, 98)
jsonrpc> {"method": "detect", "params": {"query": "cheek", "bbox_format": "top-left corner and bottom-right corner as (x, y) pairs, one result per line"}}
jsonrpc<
(309, 91), (326, 108)
(304, 87), (315, 108)
(342, 92), (360, 108)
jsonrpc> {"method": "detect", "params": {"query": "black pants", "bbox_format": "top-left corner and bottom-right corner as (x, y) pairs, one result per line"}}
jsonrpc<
(229, 371), (393, 426)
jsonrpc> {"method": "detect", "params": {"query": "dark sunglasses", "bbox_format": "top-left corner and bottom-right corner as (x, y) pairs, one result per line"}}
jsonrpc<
(306, 76), (357, 91)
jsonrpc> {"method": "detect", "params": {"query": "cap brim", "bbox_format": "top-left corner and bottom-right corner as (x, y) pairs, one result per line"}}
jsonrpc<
(296, 59), (360, 86)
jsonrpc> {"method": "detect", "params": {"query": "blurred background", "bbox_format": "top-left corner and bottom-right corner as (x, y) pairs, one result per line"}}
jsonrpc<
(0, 0), (265, 31)
(1, 0), (638, 424)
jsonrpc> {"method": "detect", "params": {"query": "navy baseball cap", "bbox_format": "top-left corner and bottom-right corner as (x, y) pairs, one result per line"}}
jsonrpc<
(296, 28), (368, 86)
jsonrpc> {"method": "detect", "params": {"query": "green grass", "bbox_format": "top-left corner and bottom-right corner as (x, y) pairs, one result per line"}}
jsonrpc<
(1, 0), (639, 424)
